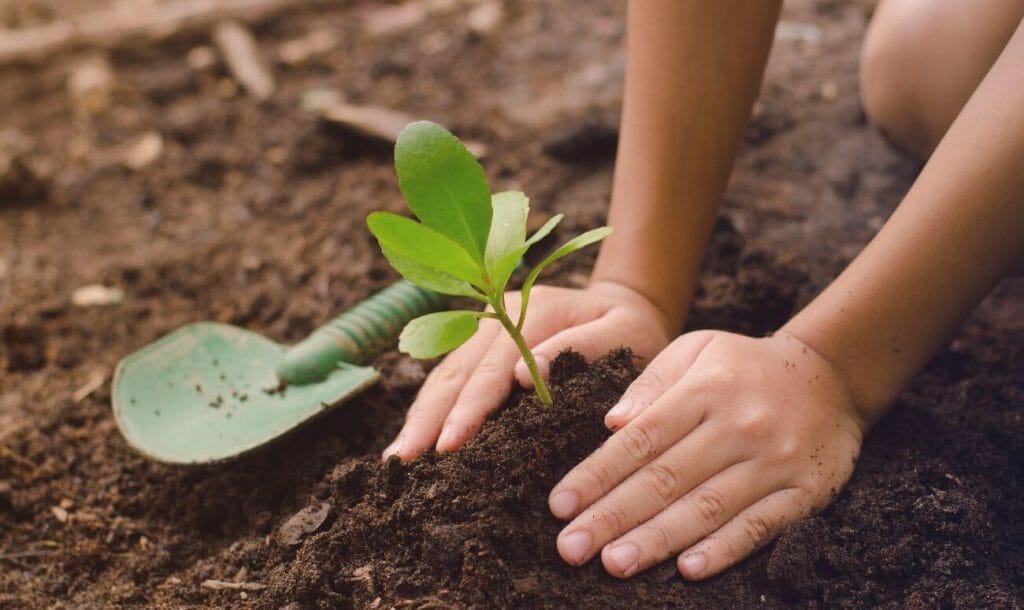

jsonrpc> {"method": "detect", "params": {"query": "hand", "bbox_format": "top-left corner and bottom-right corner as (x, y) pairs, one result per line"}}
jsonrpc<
(548, 330), (868, 580)
(382, 281), (675, 461)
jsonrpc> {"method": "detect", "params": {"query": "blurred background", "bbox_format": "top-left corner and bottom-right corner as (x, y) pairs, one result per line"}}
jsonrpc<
(2, 0), (1022, 606)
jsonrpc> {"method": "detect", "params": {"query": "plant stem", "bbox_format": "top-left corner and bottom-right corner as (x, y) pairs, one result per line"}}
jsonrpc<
(491, 299), (553, 405)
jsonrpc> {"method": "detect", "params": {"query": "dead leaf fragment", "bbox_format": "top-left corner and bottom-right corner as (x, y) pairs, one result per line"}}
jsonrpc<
(72, 369), (107, 402)
(319, 104), (487, 158)
(278, 501), (330, 545)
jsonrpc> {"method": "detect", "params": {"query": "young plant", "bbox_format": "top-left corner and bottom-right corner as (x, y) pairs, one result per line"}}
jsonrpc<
(366, 121), (611, 405)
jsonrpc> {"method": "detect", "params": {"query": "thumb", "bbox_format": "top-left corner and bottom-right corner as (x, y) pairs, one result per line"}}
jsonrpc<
(513, 317), (615, 388)
(603, 330), (716, 431)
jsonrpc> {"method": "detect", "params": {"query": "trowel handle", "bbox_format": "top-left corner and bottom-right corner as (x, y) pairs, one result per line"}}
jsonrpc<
(276, 280), (446, 385)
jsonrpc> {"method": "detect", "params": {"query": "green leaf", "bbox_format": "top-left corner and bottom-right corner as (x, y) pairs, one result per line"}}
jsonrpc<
(380, 246), (485, 301)
(399, 310), (480, 358)
(517, 226), (612, 329)
(367, 212), (483, 287)
(485, 191), (529, 268)
(524, 213), (563, 248)
(489, 213), (564, 293)
(395, 121), (492, 263)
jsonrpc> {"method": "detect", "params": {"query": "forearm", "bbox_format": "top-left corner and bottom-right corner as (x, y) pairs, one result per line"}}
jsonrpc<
(784, 18), (1024, 423)
(592, 0), (781, 332)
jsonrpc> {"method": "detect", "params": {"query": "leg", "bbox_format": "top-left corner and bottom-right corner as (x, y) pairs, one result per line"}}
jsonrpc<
(861, 0), (1024, 161)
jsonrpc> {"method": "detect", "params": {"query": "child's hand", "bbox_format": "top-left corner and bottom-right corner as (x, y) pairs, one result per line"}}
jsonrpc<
(382, 281), (674, 461)
(548, 330), (867, 580)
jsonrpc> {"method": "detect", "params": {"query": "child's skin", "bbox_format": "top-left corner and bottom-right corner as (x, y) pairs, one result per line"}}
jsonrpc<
(384, 0), (1024, 580)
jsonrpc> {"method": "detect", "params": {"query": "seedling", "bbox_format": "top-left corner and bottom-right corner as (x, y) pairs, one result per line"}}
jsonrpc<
(366, 121), (611, 405)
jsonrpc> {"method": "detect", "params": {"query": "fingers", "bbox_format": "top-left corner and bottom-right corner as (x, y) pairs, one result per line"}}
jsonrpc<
(548, 378), (709, 521)
(513, 317), (614, 388)
(383, 320), (501, 461)
(604, 331), (716, 431)
(435, 325), (523, 453)
(596, 461), (777, 578)
(677, 487), (810, 581)
(553, 423), (735, 567)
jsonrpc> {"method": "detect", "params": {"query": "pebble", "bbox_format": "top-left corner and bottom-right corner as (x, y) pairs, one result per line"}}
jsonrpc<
(467, 0), (503, 36)
(51, 505), (69, 523)
(186, 45), (217, 71)
(819, 80), (838, 103)
(125, 131), (164, 170)
(67, 54), (115, 115)
(71, 284), (124, 307)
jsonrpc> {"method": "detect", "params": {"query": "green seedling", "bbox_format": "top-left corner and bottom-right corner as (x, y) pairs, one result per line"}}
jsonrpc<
(366, 121), (611, 405)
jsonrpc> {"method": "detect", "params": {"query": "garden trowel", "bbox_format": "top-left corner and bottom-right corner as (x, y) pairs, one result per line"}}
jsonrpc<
(112, 281), (444, 465)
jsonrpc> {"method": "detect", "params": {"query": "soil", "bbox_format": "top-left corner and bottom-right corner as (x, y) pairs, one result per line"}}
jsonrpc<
(1, 0), (1022, 608)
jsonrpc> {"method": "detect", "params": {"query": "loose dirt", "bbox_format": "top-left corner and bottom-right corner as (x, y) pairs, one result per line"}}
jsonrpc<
(1, 0), (1021, 607)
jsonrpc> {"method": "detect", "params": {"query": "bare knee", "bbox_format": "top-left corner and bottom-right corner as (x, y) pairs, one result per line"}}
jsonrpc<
(861, 0), (1024, 161)
(860, 0), (937, 161)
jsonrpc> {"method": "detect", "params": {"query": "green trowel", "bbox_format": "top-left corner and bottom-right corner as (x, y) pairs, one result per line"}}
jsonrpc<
(112, 281), (444, 465)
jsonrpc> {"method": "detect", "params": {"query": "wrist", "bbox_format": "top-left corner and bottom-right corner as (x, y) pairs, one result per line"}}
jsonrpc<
(586, 278), (680, 340)
(779, 314), (904, 428)
(587, 268), (688, 337)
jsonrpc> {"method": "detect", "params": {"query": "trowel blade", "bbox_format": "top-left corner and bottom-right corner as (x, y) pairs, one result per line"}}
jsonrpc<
(112, 322), (378, 464)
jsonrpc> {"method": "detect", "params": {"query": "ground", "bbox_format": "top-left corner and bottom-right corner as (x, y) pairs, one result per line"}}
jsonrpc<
(1, 0), (1022, 608)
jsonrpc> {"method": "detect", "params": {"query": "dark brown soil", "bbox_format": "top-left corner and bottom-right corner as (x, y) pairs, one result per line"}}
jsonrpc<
(2, 0), (1022, 608)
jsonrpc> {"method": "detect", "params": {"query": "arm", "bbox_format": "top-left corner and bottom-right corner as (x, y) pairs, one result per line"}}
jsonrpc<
(548, 13), (1024, 582)
(592, 0), (782, 332)
(383, 0), (780, 461)
(784, 16), (1024, 422)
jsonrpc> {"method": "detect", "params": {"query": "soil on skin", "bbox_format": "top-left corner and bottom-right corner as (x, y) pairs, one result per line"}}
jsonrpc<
(2, 0), (1023, 607)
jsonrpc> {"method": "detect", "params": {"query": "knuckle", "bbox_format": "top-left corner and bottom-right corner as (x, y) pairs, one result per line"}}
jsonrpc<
(592, 502), (631, 535)
(641, 462), (682, 505)
(472, 357), (512, 380)
(740, 513), (776, 550)
(428, 362), (466, 386)
(699, 364), (737, 389)
(733, 405), (771, 438)
(690, 486), (729, 528)
(638, 522), (674, 556)
(630, 369), (667, 396)
(711, 533), (741, 565)
(619, 419), (661, 462)
(575, 461), (616, 495)
(772, 434), (801, 463)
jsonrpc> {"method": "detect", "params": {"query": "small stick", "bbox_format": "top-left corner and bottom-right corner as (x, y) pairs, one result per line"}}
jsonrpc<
(212, 21), (275, 101)
(0, 0), (330, 65)
(0, 550), (55, 561)
(200, 579), (267, 591)
(0, 444), (34, 469)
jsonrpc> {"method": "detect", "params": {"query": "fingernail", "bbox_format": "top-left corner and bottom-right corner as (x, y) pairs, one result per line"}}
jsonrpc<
(534, 355), (550, 378)
(607, 542), (640, 576)
(605, 397), (633, 420)
(560, 530), (592, 564)
(514, 360), (533, 388)
(436, 423), (455, 452)
(680, 552), (707, 578)
(382, 436), (404, 460)
(549, 490), (578, 518)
